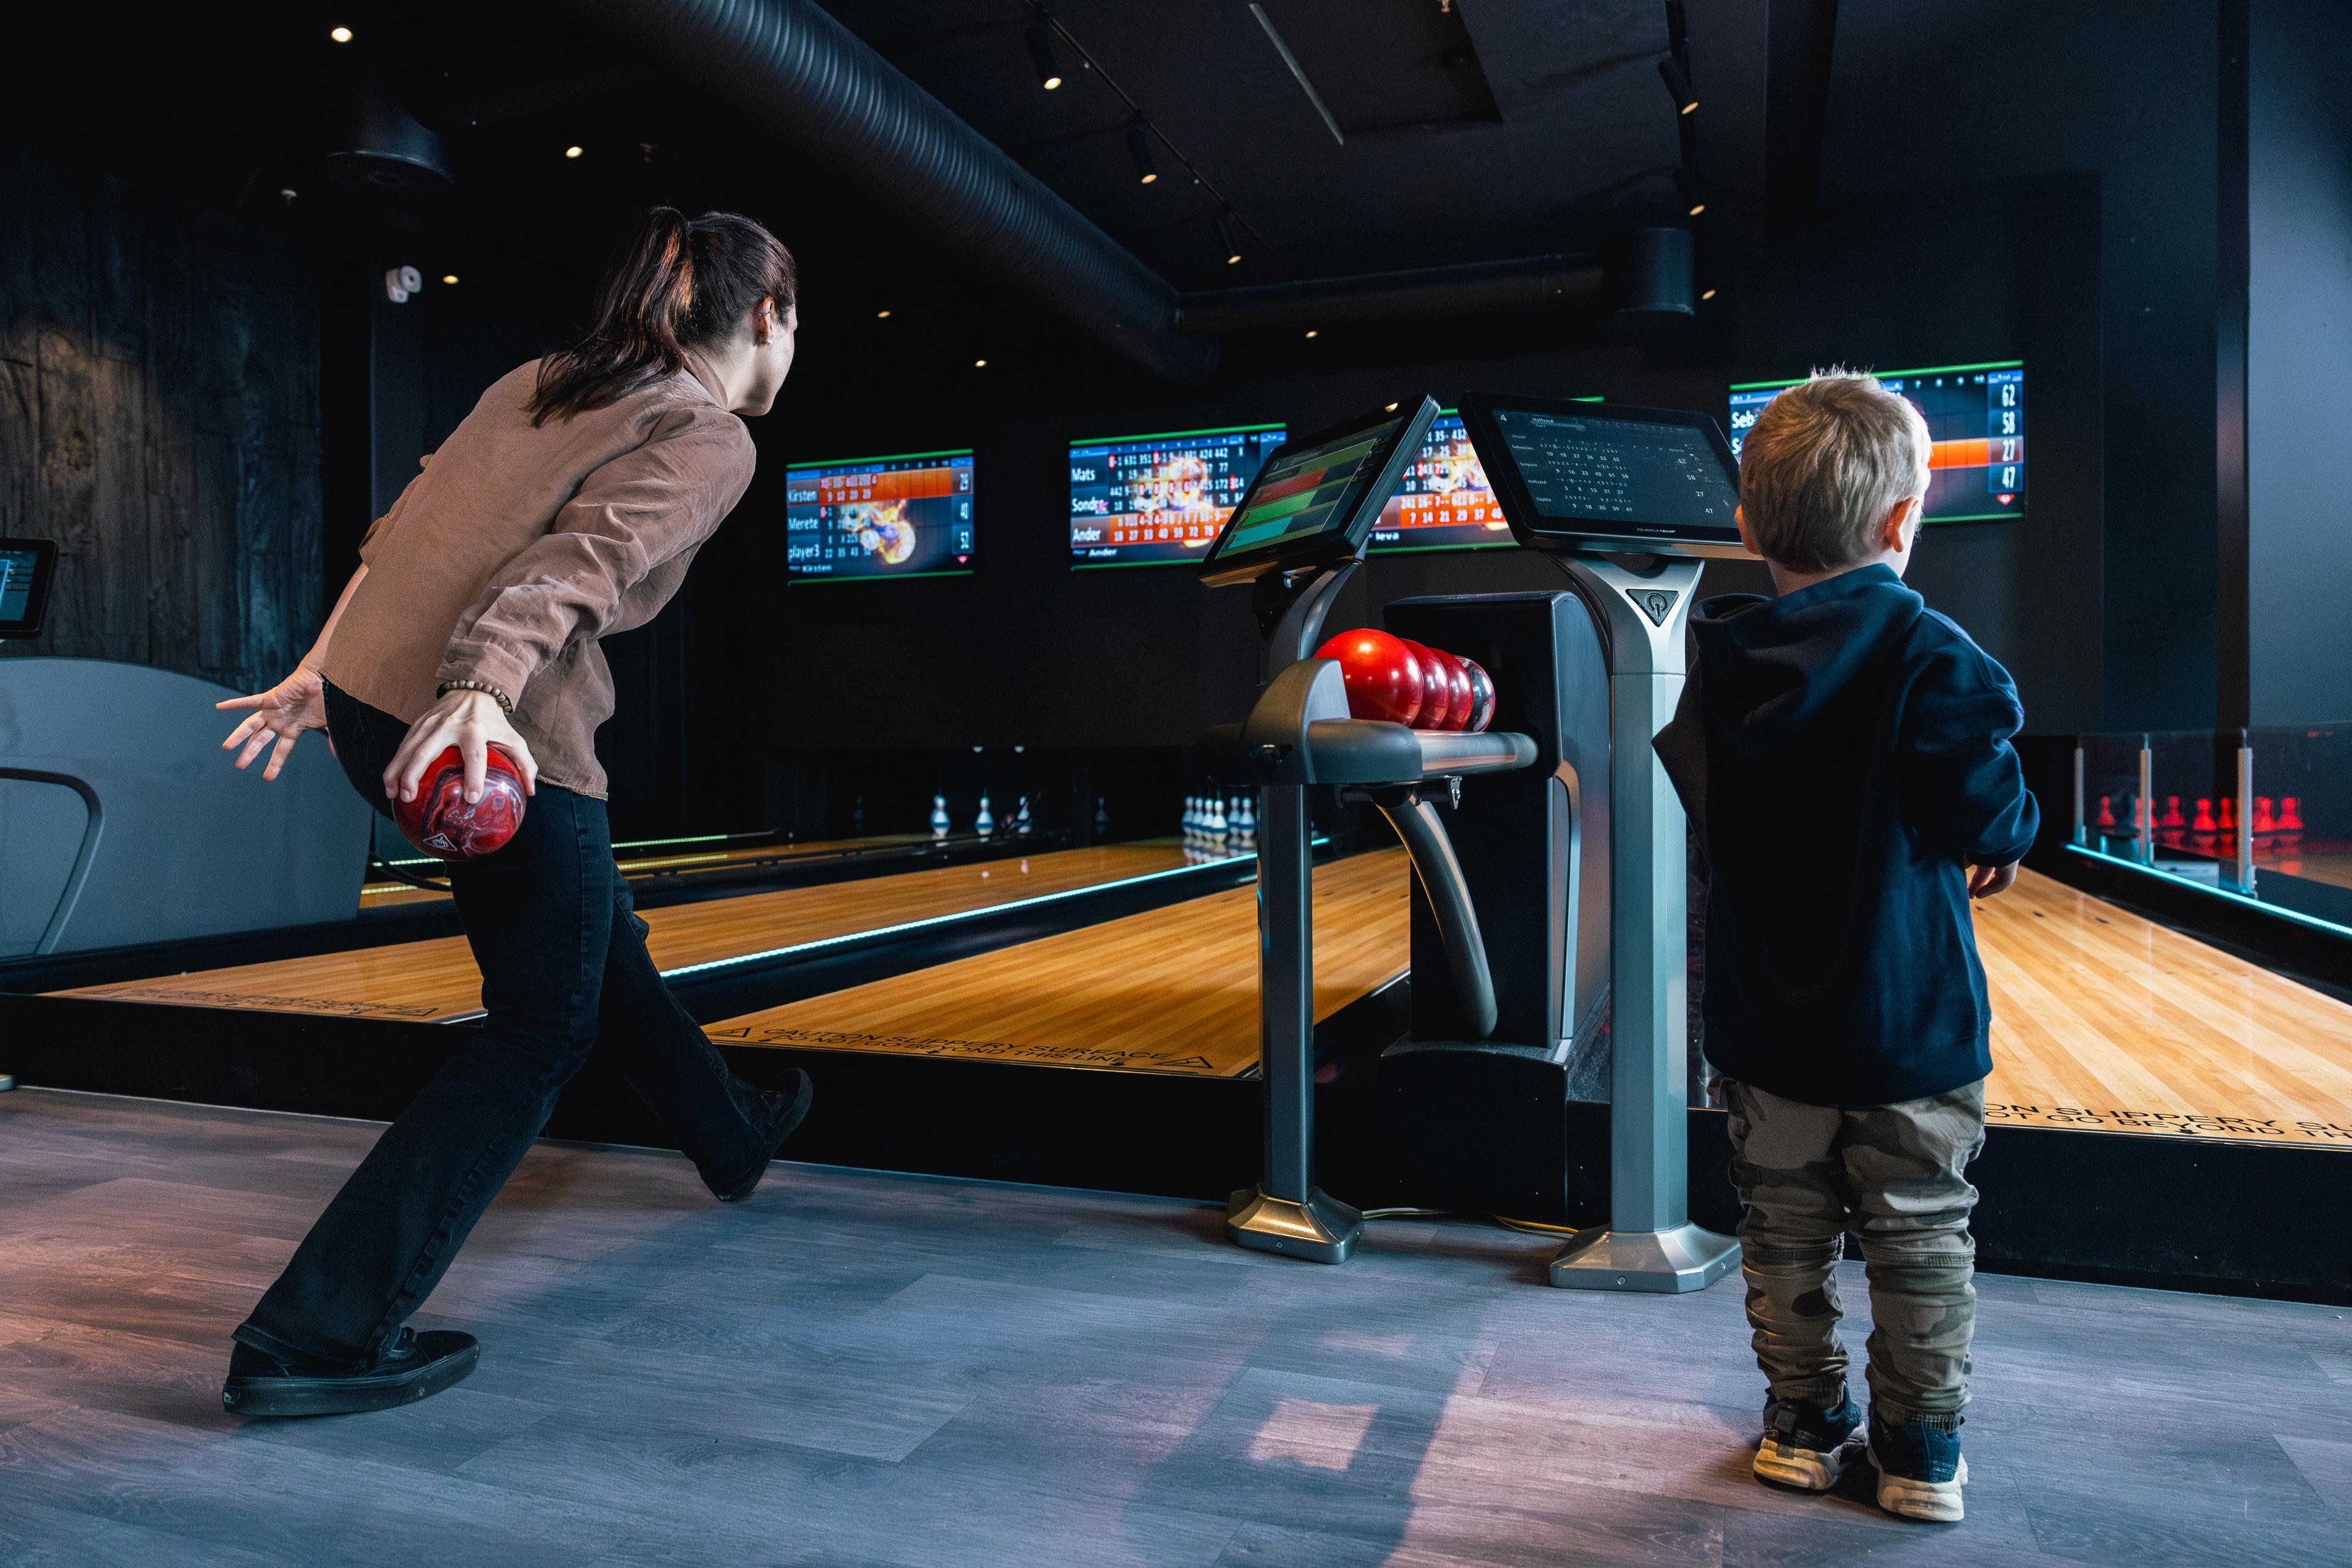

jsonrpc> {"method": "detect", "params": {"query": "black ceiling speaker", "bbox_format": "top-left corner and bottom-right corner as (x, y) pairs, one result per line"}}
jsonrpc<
(1609, 227), (1696, 331)
(327, 77), (453, 195)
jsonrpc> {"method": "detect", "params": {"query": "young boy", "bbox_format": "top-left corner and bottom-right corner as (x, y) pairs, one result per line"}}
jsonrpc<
(1660, 372), (2038, 1523)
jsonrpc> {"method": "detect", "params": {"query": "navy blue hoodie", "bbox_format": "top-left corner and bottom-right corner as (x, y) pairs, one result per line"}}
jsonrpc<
(1656, 564), (2038, 1106)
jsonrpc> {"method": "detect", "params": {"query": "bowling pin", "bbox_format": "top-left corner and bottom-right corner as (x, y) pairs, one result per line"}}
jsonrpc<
(930, 794), (950, 839)
(1094, 796), (1110, 836)
(1208, 796), (1227, 839)
(1014, 794), (1033, 835)
(975, 793), (995, 837)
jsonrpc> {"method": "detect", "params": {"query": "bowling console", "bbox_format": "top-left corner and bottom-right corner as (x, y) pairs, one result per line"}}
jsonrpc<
(1199, 393), (1754, 1291)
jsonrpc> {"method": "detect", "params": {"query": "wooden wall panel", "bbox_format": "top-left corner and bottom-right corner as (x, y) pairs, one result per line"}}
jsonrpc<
(0, 141), (320, 692)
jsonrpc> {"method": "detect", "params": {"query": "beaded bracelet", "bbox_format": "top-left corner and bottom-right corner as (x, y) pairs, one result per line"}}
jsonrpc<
(437, 678), (515, 715)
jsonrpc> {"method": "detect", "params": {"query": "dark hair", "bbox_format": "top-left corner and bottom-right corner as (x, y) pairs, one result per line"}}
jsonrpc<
(529, 208), (797, 424)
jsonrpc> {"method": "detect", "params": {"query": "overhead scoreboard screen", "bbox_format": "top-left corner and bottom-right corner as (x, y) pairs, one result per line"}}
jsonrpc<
(1728, 361), (2026, 522)
(786, 449), (975, 581)
(1069, 423), (1287, 567)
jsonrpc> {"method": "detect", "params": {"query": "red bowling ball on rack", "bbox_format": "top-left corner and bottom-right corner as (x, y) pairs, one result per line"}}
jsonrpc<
(393, 745), (529, 861)
(1314, 629), (1429, 726)
(1313, 631), (1494, 734)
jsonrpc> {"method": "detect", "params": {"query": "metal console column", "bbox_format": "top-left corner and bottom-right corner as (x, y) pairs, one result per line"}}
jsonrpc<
(1547, 556), (1740, 1293)
(1226, 775), (1363, 1262)
(1226, 564), (1365, 1264)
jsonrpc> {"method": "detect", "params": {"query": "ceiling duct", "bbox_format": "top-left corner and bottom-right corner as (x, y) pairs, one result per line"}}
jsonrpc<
(562, 0), (1217, 384)
(1178, 254), (1605, 335)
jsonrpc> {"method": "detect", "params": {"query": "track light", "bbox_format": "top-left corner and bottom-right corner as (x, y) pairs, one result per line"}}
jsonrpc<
(1215, 214), (1240, 265)
(1675, 167), (1705, 217)
(1128, 126), (1158, 185)
(1027, 25), (1063, 90)
(1657, 56), (1696, 115)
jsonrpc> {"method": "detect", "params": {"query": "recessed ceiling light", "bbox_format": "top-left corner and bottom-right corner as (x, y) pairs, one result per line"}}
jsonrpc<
(1700, 287), (1717, 301)
(442, 274), (459, 285)
(565, 145), (583, 159)
(330, 25), (353, 42)
(974, 358), (988, 368)
(1304, 329), (1319, 339)
(1385, 402), (1398, 412)
(876, 309), (891, 318)
(1687, 202), (1706, 216)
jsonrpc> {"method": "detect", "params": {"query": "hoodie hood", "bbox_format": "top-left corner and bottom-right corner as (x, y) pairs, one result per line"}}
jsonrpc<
(1691, 564), (1925, 735)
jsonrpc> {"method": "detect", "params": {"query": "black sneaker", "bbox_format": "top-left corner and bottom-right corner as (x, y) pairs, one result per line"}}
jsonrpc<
(707, 1069), (815, 1203)
(1868, 1406), (1968, 1521)
(1754, 1388), (1863, 1491)
(221, 1328), (480, 1418)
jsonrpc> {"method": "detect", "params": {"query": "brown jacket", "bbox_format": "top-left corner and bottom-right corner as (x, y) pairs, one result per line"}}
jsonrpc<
(323, 355), (755, 798)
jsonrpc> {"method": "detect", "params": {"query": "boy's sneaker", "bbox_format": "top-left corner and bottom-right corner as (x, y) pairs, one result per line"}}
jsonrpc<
(1868, 1407), (1968, 1522)
(1753, 1389), (1862, 1491)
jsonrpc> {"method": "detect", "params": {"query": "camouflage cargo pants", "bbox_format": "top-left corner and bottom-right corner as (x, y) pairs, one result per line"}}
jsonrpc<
(1715, 1075), (1986, 1427)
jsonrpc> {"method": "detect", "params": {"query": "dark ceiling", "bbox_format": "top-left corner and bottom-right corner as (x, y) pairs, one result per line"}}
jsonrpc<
(816, 0), (1686, 287)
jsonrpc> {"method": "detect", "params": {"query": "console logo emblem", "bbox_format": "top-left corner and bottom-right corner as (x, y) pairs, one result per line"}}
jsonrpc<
(1630, 589), (1679, 627)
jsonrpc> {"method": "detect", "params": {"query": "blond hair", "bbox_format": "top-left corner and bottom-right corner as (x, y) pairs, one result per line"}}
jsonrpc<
(1737, 370), (1931, 571)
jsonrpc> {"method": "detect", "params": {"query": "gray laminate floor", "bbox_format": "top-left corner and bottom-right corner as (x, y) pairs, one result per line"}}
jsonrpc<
(1, 1087), (2346, 1567)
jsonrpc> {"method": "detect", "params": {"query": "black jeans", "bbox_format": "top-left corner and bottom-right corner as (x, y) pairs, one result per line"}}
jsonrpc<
(235, 683), (771, 1369)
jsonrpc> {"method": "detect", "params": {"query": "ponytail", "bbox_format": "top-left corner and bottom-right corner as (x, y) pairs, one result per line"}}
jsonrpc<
(529, 208), (797, 424)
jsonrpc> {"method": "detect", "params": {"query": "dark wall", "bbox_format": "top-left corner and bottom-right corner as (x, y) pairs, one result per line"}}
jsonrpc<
(0, 142), (322, 690)
(739, 178), (2098, 766)
(2247, 0), (2352, 726)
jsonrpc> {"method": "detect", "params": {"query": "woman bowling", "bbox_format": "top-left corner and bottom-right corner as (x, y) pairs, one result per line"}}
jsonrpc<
(212, 209), (813, 1416)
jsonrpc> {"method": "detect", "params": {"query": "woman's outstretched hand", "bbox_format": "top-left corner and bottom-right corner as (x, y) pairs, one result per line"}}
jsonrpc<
(385, 688), (540, 806)
(217, 665), (328, 781)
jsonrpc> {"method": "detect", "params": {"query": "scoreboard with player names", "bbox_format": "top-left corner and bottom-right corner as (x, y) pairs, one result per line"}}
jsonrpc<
(1070, 423), (1287, 568)
(1728, 361), (2025, 523)
(786, 449), (975, 581)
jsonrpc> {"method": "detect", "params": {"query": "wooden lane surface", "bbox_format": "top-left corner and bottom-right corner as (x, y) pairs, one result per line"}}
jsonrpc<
(712, 849), (1411, 1077)
(59, 843), (1208, 1023)
(1978, 867), (2352, 1147)
(358, 832), (940, 908)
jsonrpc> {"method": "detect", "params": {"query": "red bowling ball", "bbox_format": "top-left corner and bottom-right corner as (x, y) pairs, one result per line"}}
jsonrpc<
(1313, 629), (1426, 726)
(1416, 646), (1474, 731)
(394, 745), (529, 861)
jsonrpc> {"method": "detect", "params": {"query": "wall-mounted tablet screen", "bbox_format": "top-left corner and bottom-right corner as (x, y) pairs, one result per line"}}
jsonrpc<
(786, 450), (974, 581)
(0, 538), (57, 638)
(1728, 361), (2024, 522)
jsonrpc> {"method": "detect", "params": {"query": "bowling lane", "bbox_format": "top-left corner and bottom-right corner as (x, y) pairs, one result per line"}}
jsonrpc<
(709, 848), (1409, 1076)
(689, 850), (2352, 1121)
(358, 832), (940, 908)
(60, 843), (1214, 1023)
(1977, 869), (2352, 1147)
